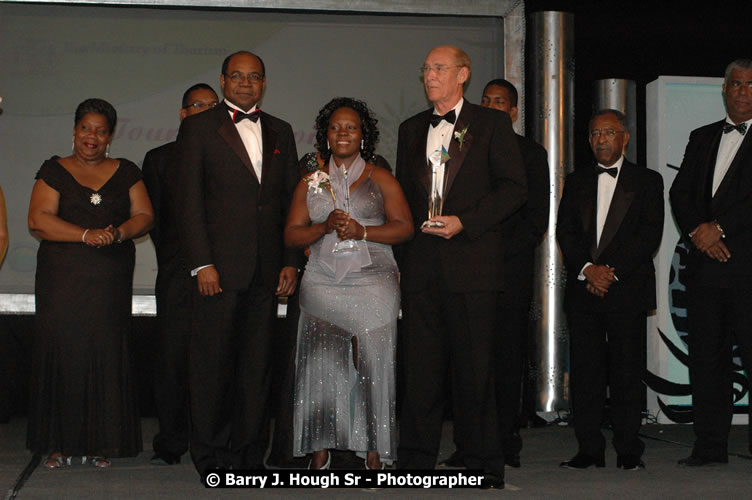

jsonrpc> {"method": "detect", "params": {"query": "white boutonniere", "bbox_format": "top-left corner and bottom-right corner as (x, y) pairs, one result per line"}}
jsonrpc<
(454, 125), (469, 151)
(305, 169), (336, 201)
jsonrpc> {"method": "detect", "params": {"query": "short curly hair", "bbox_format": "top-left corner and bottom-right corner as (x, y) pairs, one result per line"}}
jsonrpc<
(74, 98), (117, 134)
(314, 97), (379, 163)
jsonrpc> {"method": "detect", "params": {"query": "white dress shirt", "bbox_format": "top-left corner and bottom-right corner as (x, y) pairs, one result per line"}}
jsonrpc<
(579, 155), (624, 280)
(712, 115), (752, 196)
(426, 98), (464, 196)
(224, 99), (264, 182)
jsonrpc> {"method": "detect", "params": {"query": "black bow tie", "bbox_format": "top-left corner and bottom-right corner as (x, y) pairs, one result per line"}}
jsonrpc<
(723, 122), (747, 135)
(233, 109), (261, 123)
(596, 166), (618, 178)
(430, 109), (456, 127)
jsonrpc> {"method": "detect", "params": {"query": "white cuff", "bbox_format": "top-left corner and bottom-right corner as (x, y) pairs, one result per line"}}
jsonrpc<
(191, 264), (213, 277)
(578, 262), (593, 281)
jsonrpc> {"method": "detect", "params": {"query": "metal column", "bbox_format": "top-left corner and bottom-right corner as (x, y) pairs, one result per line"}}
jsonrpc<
(527, 10), (575, 413)
(593, 79), (637, 161)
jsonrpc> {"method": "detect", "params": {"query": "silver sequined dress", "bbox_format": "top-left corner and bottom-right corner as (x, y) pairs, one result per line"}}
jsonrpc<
(293, 173), (399, 462)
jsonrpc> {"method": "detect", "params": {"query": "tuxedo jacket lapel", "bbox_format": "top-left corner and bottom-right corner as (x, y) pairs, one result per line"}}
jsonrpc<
(259, 116), (277, 187)
(578, 170), (598, 260)
(596, 164), (636, 259)
(217, 104), (260, 185)
(413, 113), (432, 196)
(445, 107), (473, 196)
(700, 124), (723, 206)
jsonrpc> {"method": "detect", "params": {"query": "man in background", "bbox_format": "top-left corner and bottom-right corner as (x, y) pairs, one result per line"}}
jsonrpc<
(482, 79), (550, 467)
(670, 59), (752, 466)
(142, 83), (219, 465)
(557, 109), (663, 471)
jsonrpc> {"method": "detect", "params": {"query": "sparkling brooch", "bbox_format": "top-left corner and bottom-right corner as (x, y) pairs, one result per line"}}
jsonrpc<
(90, 193), (102, 205)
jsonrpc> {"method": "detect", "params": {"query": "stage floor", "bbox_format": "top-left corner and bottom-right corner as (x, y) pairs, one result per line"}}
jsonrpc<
(2, 418), (751, 498)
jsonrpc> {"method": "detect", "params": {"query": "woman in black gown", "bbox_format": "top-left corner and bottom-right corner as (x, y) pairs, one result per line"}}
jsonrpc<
(27, 98), (154, 468)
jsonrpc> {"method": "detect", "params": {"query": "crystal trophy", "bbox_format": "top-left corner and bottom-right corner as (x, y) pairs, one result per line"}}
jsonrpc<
(333, 168), (358, 252)
(424, 145), (451, 228)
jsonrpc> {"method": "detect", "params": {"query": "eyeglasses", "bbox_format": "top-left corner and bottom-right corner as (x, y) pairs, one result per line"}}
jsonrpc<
(225, 72), (265, 84)
(183, 101), (218, 110)
(727, 80), (752, 90)
(589, 128), (625, 139)
(420, 64), (462, 76)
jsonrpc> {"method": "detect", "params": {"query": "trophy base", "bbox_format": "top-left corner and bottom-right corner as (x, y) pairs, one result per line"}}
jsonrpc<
(421, 220), (446, 228)
(333, 239), (359, 253)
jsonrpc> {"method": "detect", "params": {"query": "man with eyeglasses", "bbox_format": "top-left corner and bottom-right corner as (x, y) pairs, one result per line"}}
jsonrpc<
(557, 109), (663, 471)
(670, 59), (752, 467)
(395, 45), (526, 489)
(142, 83), (218, 467)
(170, 51), (299, 480)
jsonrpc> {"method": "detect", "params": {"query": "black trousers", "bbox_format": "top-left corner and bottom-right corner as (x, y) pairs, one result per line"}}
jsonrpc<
(398, 283), (504, 477)
(152, 332), (191, 458)
(497, 304), (528, 458)
(189, 284), (275, 476)
(152, 266), (193, 458)
(567, 309), (645, 459)
(687, 285), (752, 460)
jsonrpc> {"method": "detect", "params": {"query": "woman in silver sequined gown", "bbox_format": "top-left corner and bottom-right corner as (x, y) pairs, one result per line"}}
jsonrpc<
(285, 98), (413, 469)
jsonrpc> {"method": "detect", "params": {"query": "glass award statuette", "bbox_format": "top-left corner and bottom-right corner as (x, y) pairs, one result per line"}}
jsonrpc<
(333, 167), (358, 253)
(424, 145), (451, 228)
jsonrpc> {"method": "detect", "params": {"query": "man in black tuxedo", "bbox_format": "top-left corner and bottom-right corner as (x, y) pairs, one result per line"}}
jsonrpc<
(170, 51), (299, 478)
(481, 79), (550, 466)
(670, 59), (752, 467)
(142, 83), (218, 466)
(396, 45), (527, 489)
(557, 109), (663, 471)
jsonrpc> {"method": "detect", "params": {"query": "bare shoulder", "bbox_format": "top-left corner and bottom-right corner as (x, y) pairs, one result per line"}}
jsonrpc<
(369, 163), (398, 183)
(369, 164), (404, 197)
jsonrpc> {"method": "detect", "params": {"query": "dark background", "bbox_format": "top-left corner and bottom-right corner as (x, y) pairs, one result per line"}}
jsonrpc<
(527, 0), (752, 167)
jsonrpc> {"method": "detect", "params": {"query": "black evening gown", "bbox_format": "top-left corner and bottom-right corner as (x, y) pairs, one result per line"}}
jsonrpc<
(26, 157), (142, 458)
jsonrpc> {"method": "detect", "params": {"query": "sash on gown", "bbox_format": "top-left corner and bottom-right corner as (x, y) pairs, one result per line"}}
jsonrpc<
(319, 154), (372, 283)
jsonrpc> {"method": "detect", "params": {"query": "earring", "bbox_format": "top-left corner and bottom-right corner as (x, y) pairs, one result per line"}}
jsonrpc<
(360, 139), (364, 150)
(327, 140), (331, 150)
(106, 144), (110, 158)
(71, 137), (75, 153)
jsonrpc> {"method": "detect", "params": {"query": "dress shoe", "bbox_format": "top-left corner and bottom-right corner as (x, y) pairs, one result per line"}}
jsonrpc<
(524, 414), (549, 428)
(438, 450), (465, 468)
(677, 455), (727, 466)
(504, 454), (521, 468)
(480, 474), (505, 490)
(308, 451), (331, 470)
(617, 455), (645, 470)
(560, 453), (605, 469)
(150, 452), (181, 466)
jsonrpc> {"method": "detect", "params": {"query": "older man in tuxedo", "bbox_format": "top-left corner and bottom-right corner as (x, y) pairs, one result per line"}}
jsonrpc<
(142, 83), (219, 466)
(396, 45), (527, 489)
(670, 59), (752, 466)
(557, 109), (663, 471)
(170, 51), (299, 478)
